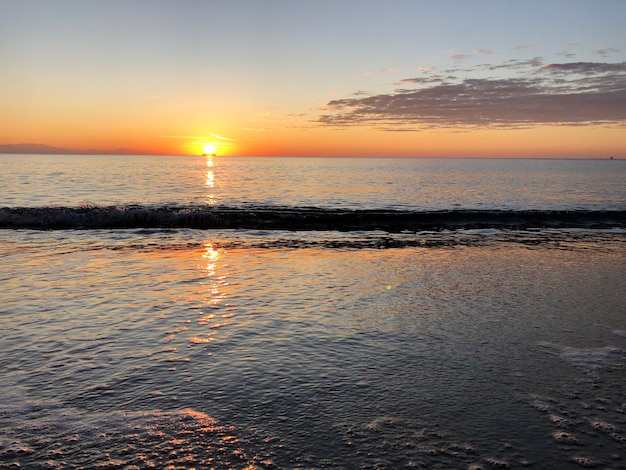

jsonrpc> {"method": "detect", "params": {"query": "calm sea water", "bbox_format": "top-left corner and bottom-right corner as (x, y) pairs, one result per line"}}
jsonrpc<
(1, 154), (625, 210)
(1, 155), (625, 469)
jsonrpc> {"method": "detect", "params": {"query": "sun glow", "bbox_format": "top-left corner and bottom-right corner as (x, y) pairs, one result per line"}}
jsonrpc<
(202, 143), (217, 156)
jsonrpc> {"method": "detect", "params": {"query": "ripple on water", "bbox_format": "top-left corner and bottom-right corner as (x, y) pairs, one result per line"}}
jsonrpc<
(525, 391), (626, 468)
(0, 399), (275, 469)
(332, 416), (535, 469)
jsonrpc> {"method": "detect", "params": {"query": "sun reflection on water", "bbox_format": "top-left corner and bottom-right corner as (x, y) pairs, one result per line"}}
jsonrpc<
(188, 242), (232, 348)
(205, 155), (215, 205)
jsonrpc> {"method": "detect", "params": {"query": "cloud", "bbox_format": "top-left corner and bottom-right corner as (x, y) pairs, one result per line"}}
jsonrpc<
(541, 62), (626, 74)
(557, 50), (577, 59)
(163, 133), (234, 142)
(210, 133), (233, 141)
(397, 77), (444, 85)
(363, 67), (403, 77)
(472, 49), (493, 55)
(595, 48), (620, 56)
(317, 60), (626, 130)
(164, 135), (209, 139)
(450, 52), (471, 61)
(486, 57), (544, 70)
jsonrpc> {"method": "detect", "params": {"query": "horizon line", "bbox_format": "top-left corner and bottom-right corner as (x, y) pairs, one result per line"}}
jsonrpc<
(0, 142), (622, 160)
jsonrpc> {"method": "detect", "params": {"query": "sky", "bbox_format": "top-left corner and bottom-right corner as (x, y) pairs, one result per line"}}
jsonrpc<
(1, 0), (625, 157)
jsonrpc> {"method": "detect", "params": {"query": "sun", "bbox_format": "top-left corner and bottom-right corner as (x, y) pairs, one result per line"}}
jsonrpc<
(202, 143), (217, 155)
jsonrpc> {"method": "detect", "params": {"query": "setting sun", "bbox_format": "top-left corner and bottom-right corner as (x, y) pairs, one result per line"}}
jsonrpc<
(202, 143), (216, 156)
(1, 1), (624, 159)
(1, 3), (625, 468)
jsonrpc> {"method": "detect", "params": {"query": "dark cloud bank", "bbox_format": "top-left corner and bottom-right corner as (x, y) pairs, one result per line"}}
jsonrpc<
(318, 60), (626, 130)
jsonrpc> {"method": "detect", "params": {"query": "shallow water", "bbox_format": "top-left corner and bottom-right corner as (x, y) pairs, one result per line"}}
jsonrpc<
(2, 155), (625, 468)
(1, 229), (625, 468)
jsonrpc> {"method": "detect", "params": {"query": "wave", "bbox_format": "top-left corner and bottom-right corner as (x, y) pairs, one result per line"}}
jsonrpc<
(1, 205), (625, 231)
(4, 206), (623, 252)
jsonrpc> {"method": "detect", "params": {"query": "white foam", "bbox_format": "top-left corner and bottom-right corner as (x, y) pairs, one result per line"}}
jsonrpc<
(0, 376), (268, 469)
(538, 342), (626, 374)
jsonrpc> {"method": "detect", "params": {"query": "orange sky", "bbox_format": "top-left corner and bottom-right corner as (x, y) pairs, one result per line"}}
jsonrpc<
(2, 1), (625, 158)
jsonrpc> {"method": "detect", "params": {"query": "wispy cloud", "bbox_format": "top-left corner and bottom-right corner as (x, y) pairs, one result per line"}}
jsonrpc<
(210, 133), (234, 141)
(595, 47), (620, 56)
(363, 67), (403, 77)
(557, 51), (578, 59)
(485, 57), (543, 71)
(397, 77), (444, 85)
(317, 59), (626, 130)
(163, 133), (234, 141)
(450, 52), (471, 61)
(163, 135), (208, 139)
(540, 62), (626, 74)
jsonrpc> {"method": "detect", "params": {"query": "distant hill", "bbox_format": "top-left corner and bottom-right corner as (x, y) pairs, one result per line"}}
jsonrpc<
(0, 143), (144, 155)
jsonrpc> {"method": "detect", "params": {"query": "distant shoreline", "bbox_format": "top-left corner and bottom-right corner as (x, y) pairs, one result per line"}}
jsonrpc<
(0, 143), (157, 156)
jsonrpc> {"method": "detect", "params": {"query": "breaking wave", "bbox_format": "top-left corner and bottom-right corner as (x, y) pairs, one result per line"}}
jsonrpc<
(1, 205), (625, 231)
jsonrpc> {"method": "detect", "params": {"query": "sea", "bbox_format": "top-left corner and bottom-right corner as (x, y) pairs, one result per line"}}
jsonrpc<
(1, 154), (625, 469)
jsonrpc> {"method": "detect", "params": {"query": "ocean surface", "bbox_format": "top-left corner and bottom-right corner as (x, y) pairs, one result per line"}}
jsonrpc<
(1, 155), (625, 469)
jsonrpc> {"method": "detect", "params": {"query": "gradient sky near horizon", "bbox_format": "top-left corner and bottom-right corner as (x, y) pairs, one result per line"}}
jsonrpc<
(2, 0), (626, 157)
